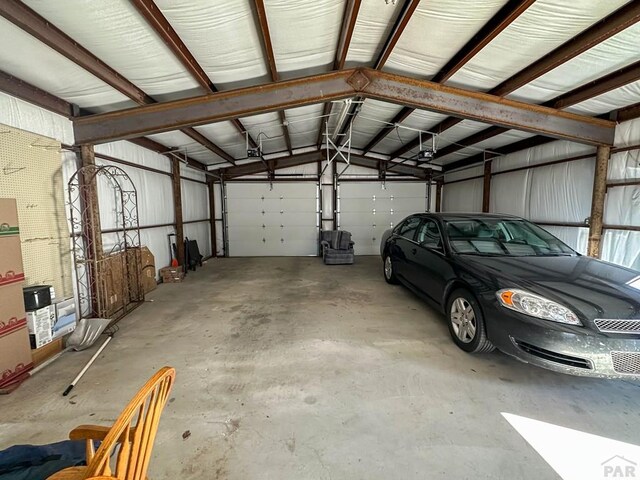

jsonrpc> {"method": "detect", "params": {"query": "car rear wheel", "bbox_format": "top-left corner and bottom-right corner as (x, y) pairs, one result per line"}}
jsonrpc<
(383, 255), (399, 284)
(446, 289), (494, 353)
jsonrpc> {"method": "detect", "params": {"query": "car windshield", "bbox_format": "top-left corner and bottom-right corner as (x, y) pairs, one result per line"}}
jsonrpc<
(444, 218), (576, 257)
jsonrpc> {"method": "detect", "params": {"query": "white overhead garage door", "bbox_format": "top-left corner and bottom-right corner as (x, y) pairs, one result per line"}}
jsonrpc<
(226, 183), (318, 256)
(339, 182), (428, 255)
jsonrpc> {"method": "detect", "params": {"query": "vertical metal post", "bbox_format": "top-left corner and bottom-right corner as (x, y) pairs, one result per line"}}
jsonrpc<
(221, 178), (229, 257)
(79, 144), (103, 318)
(435, 179), (443, 213)
(482, 159), (492, 213)
(333, 160), (339, 229)
(208, 179), (217, 258)
(587, 145), (611, 258)
(171, 157), (185, 265)
(426, 178), (432, 213)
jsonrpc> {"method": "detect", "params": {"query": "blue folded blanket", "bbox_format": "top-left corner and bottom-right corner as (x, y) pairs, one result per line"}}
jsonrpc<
(0, 440), (86, 480)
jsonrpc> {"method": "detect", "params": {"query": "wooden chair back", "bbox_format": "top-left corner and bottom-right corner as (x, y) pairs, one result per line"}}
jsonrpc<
(84, 367), (175, 480)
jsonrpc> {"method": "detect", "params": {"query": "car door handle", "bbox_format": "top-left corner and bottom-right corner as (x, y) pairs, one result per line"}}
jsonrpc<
(411, 248), (417, 255)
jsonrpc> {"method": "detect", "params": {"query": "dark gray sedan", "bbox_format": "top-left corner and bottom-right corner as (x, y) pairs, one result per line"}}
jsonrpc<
(380, 213), (640, 378)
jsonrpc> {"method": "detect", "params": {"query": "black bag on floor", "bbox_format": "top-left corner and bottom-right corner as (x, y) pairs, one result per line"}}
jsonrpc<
(184, 238), (203, 272)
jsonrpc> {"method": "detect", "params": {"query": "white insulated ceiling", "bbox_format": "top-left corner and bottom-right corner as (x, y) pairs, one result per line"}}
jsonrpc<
(0, 0), (637, 169)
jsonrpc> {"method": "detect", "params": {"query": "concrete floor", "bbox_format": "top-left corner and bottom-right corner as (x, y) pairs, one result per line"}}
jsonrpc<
(1, 256), (639, 479)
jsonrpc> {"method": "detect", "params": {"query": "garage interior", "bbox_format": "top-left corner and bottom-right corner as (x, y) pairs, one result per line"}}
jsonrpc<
(0, 0), (639, 479)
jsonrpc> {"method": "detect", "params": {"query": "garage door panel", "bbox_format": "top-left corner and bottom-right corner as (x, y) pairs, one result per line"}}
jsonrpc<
(227, 183), (318, 256)
(339, 182), (427, 255)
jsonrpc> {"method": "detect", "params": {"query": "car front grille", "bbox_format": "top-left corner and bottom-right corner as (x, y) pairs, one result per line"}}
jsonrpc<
(514, 339), (592, 369)
(611, 351), (640, 375)
(595, 319), (640, 334)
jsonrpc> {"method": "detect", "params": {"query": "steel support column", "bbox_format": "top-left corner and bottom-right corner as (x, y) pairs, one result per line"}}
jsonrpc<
(79, 144), (103, 317)
(171, 157), (185, 265)
(482, 159), (492, 213)
(587, 145), (611, 258)
(435, 180), (443, 213)
(208, 179), (217, 258)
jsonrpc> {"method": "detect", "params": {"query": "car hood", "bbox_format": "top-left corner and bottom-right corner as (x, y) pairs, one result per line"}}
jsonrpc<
(460, 254), (640, 321)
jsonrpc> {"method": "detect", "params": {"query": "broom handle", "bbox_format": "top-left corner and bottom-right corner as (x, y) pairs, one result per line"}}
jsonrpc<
(62, 335), (113, 396)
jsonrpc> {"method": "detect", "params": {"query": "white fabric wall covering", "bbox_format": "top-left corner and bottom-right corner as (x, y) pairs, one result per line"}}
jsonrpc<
(0, 92), (74, 145)
(277, 163), (320, 176)
(490, 158), (595, 222)
(492, 140), (595, 172)
(266, 0), (343, 78)
(154, 0), (269, 89)
(544, 226), (589, 255)
(444, 165), (484, 183)
(285, 104), (324, 149)
(442, 179), (483, 212)
(446, 0), (629, 92)
(374, 109), (449, 155)
(601, 230), (640, 270)
(96, 141), (172, 173)
(95, 158), (174, 229)
(601, 117), (640, 268)
(529, 159), (594, 222)
(0, 18), (132, 112)
(180, 179), (208, 222)
(239, 112), (288, 154)
(609, 117), (640, 181)
(604, 186), (640, 226)
(384, 0), (507, 78)
(179, 164), (207, 182)
(141, 226), (175, 274)
(344, 0), (401, 67)
(490, 170), (529, 217)
(508, 24), (640, 104)
(22, 0), (200, 102)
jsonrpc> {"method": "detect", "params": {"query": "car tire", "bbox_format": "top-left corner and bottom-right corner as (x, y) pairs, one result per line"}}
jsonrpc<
(446, 289), (495, 353)
(383, 254), (399, 284)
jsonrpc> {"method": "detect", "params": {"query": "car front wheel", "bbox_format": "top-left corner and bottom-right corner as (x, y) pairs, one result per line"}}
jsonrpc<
(383, 255), (399, 284)
(446, 289), (494, 353)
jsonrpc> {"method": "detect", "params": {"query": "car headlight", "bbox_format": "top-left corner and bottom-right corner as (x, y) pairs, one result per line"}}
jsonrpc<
(496, 289), (581, 325)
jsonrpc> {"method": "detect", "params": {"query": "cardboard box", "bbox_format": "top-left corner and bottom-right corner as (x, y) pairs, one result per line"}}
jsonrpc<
(159, 266), (184, 283)
(0, 198), (19, 237)
(26, 305), (54, 349)
(141, 247), (157, 294)
(0, 236), (25, 287)
(32, 337), (63, 367)
(0, 282), (27, 338)
(0, 325), (33, 388)
(53, 297), (77, 339)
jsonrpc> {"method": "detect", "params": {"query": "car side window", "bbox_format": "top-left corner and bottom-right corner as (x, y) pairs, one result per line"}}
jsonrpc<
(416, 219), (444, 251)
(397, 217), (421, 240)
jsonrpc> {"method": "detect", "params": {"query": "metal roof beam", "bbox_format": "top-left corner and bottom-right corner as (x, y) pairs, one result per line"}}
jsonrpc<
(444, 136), (554, 172)
(72, 68), (616, 147)
(0, 69), (75, 118)
(336, 0), (419, 144)
(254, 0), (292, 154)
(0, 0), (234, 164)
(365, 0), (534, 154)
(130, 0), (258, 150)
(315, 0), (362, 147)
(216, 150), (428, 179)
(387, 1), (640, 159)
(432, 60), (640, 160)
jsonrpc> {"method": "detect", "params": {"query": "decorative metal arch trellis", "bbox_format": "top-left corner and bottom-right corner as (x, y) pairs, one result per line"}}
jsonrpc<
(68, 164), (144, 321)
